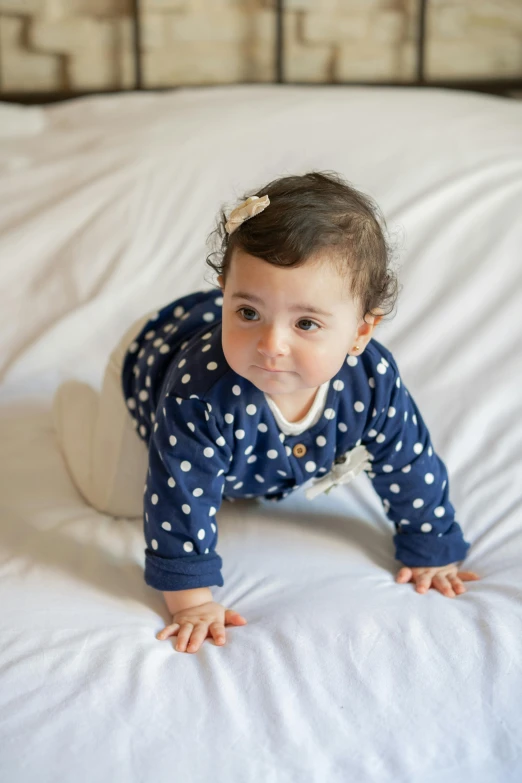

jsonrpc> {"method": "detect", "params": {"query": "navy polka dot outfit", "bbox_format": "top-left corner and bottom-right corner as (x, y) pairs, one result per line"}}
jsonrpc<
(122, 289), (470, 591)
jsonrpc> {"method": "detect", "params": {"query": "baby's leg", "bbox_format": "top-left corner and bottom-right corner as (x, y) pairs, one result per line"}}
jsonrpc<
(52, 315), (150, 518)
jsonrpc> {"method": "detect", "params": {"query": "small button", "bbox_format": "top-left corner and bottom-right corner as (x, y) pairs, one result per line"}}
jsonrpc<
(293, 443), (307, 458)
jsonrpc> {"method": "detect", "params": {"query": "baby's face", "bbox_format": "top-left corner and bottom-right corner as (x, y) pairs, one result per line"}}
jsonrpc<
(219, 249), (363, 396)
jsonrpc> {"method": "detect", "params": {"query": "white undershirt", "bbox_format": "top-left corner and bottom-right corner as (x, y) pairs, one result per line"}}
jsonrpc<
(264, 381), (330, 436)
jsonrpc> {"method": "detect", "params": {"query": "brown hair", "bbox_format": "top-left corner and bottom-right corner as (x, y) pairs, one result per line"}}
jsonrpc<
(206, 170), (400, 323)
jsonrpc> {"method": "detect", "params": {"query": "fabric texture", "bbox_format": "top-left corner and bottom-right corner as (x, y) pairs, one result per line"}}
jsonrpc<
(122, 290), (470, 590)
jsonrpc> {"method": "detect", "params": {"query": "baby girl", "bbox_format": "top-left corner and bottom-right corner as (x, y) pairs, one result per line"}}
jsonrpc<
(53, 171), (480, 654)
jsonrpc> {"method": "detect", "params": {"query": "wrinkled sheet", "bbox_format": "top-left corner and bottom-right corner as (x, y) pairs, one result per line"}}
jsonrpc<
(1, 85), (522, 783)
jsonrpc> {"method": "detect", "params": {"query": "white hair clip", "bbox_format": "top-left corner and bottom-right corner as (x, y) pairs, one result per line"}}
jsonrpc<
(225, 194), (270, 235)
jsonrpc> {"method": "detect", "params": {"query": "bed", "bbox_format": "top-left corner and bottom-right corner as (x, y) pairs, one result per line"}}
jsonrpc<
(1, 82), (522, 782)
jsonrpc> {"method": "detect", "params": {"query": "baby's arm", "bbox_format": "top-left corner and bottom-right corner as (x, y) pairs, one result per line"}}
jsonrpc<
(361, 353), (478, 595)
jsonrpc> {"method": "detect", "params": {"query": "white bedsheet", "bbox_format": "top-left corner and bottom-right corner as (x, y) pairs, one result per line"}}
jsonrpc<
(1, 85), (521, 783)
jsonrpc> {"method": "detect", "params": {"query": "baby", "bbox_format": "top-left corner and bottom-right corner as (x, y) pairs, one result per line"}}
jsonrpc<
(53, 171), (480, 654)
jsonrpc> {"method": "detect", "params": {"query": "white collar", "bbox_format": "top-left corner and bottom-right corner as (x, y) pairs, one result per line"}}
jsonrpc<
(264, 381), (330, 436)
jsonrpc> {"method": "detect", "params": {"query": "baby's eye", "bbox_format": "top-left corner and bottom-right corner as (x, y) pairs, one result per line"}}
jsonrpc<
(297, 319), (320, 331)
(238, 307), (259, 321)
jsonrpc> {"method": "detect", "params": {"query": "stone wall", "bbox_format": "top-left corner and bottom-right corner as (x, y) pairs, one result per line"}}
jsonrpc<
(0, 0), (521, 92)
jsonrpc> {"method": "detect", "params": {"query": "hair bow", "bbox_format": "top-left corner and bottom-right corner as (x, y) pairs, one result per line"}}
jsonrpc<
(225, 194), (270, 235)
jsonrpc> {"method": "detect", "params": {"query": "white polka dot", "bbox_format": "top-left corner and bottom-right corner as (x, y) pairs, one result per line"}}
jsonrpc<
(159, 345), (170, 354)
(324, 408), (335, 420)
(247, 455), (257, 464)
(400, 518), (410, 525)
(216, 436), (226, 447)
(169, 435), (177, 446)
(139, 425), (147, 437)
(316, 435), (327, 447)
(401, 464), (411, 473)
(207, 362), (218, 371)
(233, 482), (243, 490)
(138, 349), (145, 358)
(180, 461), (191, 472)
(347, 355), (358, 367)
(161, 521), (172, 531)
(209, 507), (216, 516)
(412, 414), (418, 425)
(428, 446), (433, 457)
(381, 358), (389, 367)
(151, 539), (158, 550)
(390, 483), (400, 493)
(153, 337), (163, 347)
(203, 312), (215, 322)
(246, 404), (257, 415)
(368, 429), (377, 437)
(138, 390), (148, 402)
(145, 330), (155, 339)
(376, 363), (386, 374)
(151, 494), (159, 505)
(145, 376), (151, 389)
(418, 522), (432, 533)
(368, 472), (376, 479)
(235, 430), (245, 439)
(258, 423), (268, 432)
(204, 447), (214, 458)
(396, 377), (401, 388)
(413, 443), (423, 455)
(127, 398), (136, 410)
(176, 397), (182, 404)
(338, 423), (347, 433)
(168, 477), (175, 488)
(267, 450), (278, 459)
(413, 498), (424, 509)
(225, 476), (236, 482)
(442, 480), (447, 490)
(182, 504), (191, 515)
(187, 422), (195, 432)
(376, 433), (386, 443)
(279, 432), (285, 442)
(285, 446), (292, 456)
(217, 469), (224, 476)
(183, 541), (194, 552)
(181, 374), (191, 384)
(129, 341), (139, 353)
(245, 445), (253, 455)
(387, 407), (396, 418)
(210, 523), (216, 533)
(333, 380), (344, 391)
(147, 356), (155, 366)
(424, 473), (434, 484)
(305, 461), (316, 472)
(368, 377), (375, 388)
(354, 401), (365, 413)
(434, 506), (445, 518)
(277, 470), (287, 476)
(192, 488), (203, 498)
(255, 475), (265, 482)
(395, 441), (403, 451)
(232, 385), (241, 396)
(174, 306), (185, 318)
(225, 413), (234, 424)
(383, 465), (393, 472)
(202, 344), (211, 353)
(404, 412), (408, 421)
(215, 296), (223, 306)
(197, 529), (206, 540)
(154, 422), (158, 432)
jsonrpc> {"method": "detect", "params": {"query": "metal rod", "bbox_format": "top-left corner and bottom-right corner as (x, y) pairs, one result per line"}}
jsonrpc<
(417, 0), (428, 83)
(276, 0), (284, 84)
(131, 0), (143, 90)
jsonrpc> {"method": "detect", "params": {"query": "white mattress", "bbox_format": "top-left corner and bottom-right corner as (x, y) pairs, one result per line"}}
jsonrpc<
(1, 85), (522, 783)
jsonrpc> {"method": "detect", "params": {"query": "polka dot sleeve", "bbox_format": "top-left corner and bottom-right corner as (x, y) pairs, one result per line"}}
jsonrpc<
(143, 395), (232, 591)
(362, 358), (470, 568)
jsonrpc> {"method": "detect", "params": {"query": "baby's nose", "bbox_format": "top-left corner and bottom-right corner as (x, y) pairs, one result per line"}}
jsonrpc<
(257, 326), (288, 357)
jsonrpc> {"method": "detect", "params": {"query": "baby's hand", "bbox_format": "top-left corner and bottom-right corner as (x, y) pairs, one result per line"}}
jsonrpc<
(156, 601), (247, 653)
(396, 563), (480, 598)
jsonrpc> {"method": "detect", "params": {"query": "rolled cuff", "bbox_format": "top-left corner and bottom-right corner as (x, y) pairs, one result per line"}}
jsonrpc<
(144, 550), (224, 591)
(393, 522), (471, 568)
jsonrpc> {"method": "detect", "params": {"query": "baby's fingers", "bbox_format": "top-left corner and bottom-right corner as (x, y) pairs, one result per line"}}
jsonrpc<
(156, 622), (180, 641)
(224, 609), (248, 626)
(413, 573), (432, 594)
(457, 571), (481, 582)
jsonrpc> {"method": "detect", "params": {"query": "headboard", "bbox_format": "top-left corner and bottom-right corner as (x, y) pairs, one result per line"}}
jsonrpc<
(1, 0), (521, 105)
